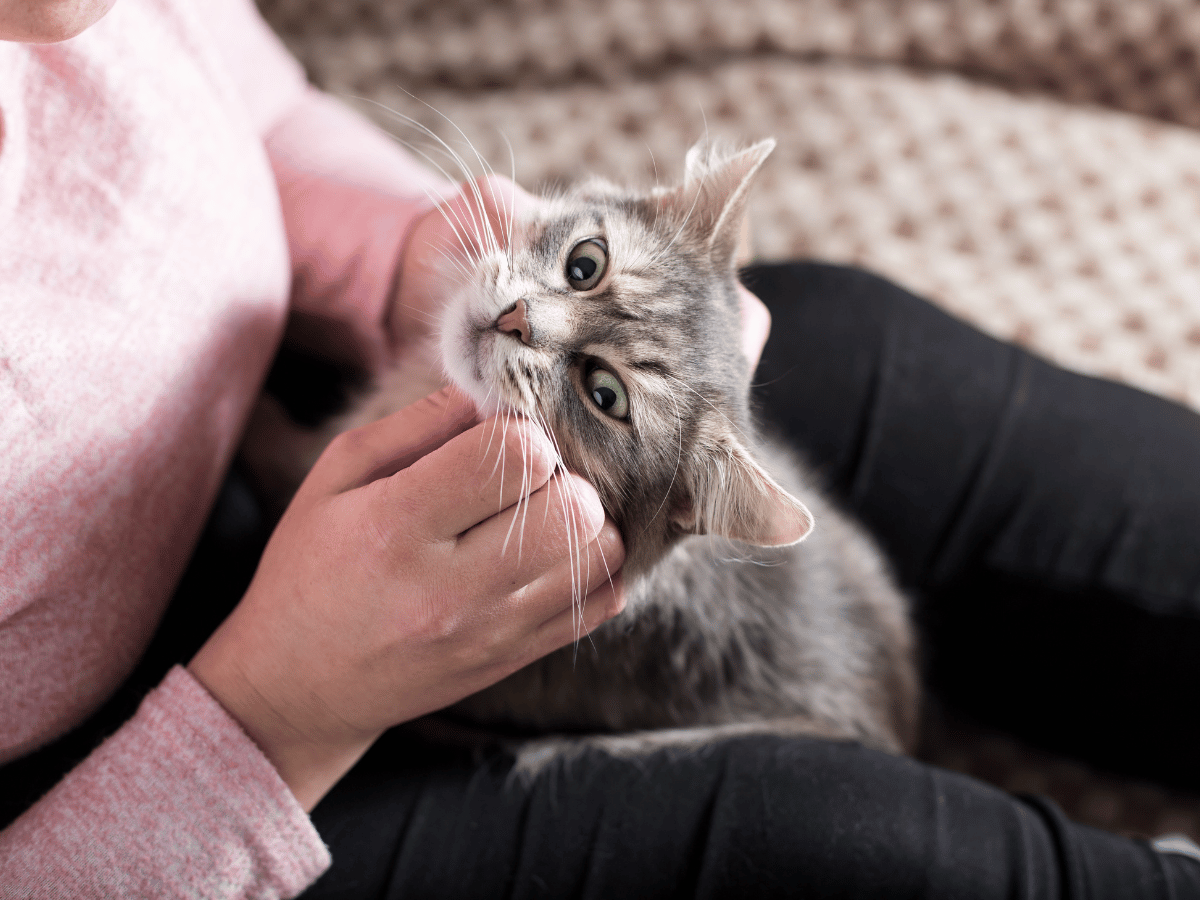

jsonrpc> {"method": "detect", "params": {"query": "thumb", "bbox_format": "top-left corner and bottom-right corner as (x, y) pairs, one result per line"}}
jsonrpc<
(303, 385), (480, 497)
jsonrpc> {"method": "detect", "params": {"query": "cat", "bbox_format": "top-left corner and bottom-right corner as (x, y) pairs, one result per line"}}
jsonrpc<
(243, 137), (919, 766)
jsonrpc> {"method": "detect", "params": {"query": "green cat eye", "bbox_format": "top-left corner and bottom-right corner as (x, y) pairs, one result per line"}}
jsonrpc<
(585, 366), (629, 419)
(566, 239), (608, 291)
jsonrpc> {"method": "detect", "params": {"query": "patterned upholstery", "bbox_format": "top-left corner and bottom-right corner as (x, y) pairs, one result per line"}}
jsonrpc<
(256, 0), (1200, 842)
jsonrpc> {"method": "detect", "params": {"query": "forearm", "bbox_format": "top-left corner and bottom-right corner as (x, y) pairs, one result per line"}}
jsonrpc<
(0, 667), (329, 898)
(265, 90), (455, 372)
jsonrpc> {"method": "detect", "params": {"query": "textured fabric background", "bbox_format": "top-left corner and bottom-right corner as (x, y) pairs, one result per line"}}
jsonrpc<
(255, 0), (1200, 844)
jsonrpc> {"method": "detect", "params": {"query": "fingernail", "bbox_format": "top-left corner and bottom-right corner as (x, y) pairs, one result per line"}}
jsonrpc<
(566, 472), (606, 537)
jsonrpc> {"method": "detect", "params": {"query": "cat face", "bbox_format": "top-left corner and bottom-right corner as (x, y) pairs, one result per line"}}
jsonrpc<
(438, 140), (812, 578)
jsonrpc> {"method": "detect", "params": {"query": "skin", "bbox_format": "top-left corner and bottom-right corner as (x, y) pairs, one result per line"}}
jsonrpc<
(189, 386), (627, 811)
(0, 0), (115, 42)
(192, 177), (768, 811)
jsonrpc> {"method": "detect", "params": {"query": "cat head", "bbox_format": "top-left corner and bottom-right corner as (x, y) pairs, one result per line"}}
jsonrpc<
(438, 138), (813, 578)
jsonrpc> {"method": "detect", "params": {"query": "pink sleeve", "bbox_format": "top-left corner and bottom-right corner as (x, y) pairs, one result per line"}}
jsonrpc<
(265, 90), (455, 371)
(201, 0), (456, 371)
(0, 668), (330, 898)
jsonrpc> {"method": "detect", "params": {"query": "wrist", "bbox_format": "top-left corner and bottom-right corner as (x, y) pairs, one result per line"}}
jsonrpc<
(188, 618), (379, 813)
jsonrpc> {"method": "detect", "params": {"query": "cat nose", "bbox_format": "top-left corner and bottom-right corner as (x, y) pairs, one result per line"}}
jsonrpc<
(496, 298), (531, 344)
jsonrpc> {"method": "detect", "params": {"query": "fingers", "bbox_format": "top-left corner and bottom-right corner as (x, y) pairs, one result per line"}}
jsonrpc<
(455, 470), (608, 582)
(307, 386), (480, 496)
(737, 283), (771, 371)
(386, 412), (560, 540)
(517, 514), (624, 609)
(532, 572), (627, 652)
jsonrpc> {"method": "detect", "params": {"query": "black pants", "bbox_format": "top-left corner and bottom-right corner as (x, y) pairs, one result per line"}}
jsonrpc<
(3, 263), (1198, 897)
(747, 262), (1200, 787)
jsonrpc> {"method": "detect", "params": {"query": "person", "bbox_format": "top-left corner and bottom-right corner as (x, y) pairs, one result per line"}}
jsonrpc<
(0, 0), (1197, 897)
(1, 0), (625, 891)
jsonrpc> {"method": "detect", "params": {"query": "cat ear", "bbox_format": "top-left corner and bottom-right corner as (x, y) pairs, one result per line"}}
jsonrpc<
(673, 437), (814, 547)
(659, 138), (775, 270)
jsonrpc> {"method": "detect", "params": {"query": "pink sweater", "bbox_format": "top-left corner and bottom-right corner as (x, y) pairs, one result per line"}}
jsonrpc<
(0, 0), (450, 894)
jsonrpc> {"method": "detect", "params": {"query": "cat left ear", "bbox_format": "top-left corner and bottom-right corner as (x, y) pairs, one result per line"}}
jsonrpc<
(673, 437), (814, 547)
(662, 138), (776, 271)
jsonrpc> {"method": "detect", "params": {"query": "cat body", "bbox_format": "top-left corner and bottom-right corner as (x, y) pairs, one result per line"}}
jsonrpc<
(246, 138), (918, 759)
(455, 448), (917, 756)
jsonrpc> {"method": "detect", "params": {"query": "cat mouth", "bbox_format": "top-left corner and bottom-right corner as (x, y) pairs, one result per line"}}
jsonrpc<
(438, 286), (546, 422)
(450, 318), (531, 419)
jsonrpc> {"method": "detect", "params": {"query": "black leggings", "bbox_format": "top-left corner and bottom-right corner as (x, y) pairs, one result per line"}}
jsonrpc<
(747, 262), (1200, 788)
(3, 263), (1198, 897)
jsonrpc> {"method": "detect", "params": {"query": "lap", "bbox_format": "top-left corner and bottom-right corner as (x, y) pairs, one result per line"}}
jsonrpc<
(302, 729), (1196, 899)
(746, 261), (1200, 786)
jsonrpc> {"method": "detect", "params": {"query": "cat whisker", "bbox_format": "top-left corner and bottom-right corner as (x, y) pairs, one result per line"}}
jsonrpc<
(474, 389), (500, 470)
(360, 97), (504, 262)
(435, 117), (508, 262)
(499, 408), (537, 562)
(429, 241), (479, 281)
(485, 410), (509, 501)
(643, 132), (722, 271)
(476, 159), (514, 261)
(530, 408), (597, 649)
(494, 400), (536, 565)
(432, 193), (495, 270)
(351, 98), (479, 191)
(515, 405), (536, 564)
(499, 409), (524, 558)
(562, 448), (621, 640)
(643, 176), (707, 270)
(500, 130), (518, 266)
(661, 371), (748, 443)
(435, 203), (481, 259)
(429, 246), (478, 287)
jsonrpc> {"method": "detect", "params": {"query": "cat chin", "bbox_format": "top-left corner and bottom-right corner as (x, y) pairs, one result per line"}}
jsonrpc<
(435, 336), (511, 422)
(464, 389), (505, 420)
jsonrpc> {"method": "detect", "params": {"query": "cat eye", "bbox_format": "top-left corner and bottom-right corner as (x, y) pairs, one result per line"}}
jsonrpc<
(566, 239), (608, 291)
(585, 366), (629, 419)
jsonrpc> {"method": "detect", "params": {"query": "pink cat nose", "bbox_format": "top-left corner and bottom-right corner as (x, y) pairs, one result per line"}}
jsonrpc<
(496, 299), (531, 344)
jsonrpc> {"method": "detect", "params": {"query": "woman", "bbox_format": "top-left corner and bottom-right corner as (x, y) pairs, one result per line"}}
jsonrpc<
(1, 0), (1197, 895)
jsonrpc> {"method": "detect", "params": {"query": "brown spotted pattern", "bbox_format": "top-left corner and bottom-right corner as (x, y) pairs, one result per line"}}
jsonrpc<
(255, 0), (1200, 840)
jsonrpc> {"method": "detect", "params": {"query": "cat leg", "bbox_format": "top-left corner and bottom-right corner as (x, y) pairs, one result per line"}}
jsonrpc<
(507, 716), (879, 782)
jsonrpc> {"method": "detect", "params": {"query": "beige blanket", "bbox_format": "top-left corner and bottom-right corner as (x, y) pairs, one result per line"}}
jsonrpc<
(258, 0), (1200, 844)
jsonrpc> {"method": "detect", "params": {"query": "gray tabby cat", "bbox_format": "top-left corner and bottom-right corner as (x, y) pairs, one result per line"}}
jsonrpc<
(248, 138), (918, 762)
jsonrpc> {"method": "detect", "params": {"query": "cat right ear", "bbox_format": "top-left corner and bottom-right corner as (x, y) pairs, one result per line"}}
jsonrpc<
(672, 438), (814, 547)
(655, 138), (775, 271)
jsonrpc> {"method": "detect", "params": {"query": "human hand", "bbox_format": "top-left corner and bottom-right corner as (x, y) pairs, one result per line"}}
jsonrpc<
(189, 386), (625, 811)
(733, 213), (772, 371)
(737, 283), (771, 372)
